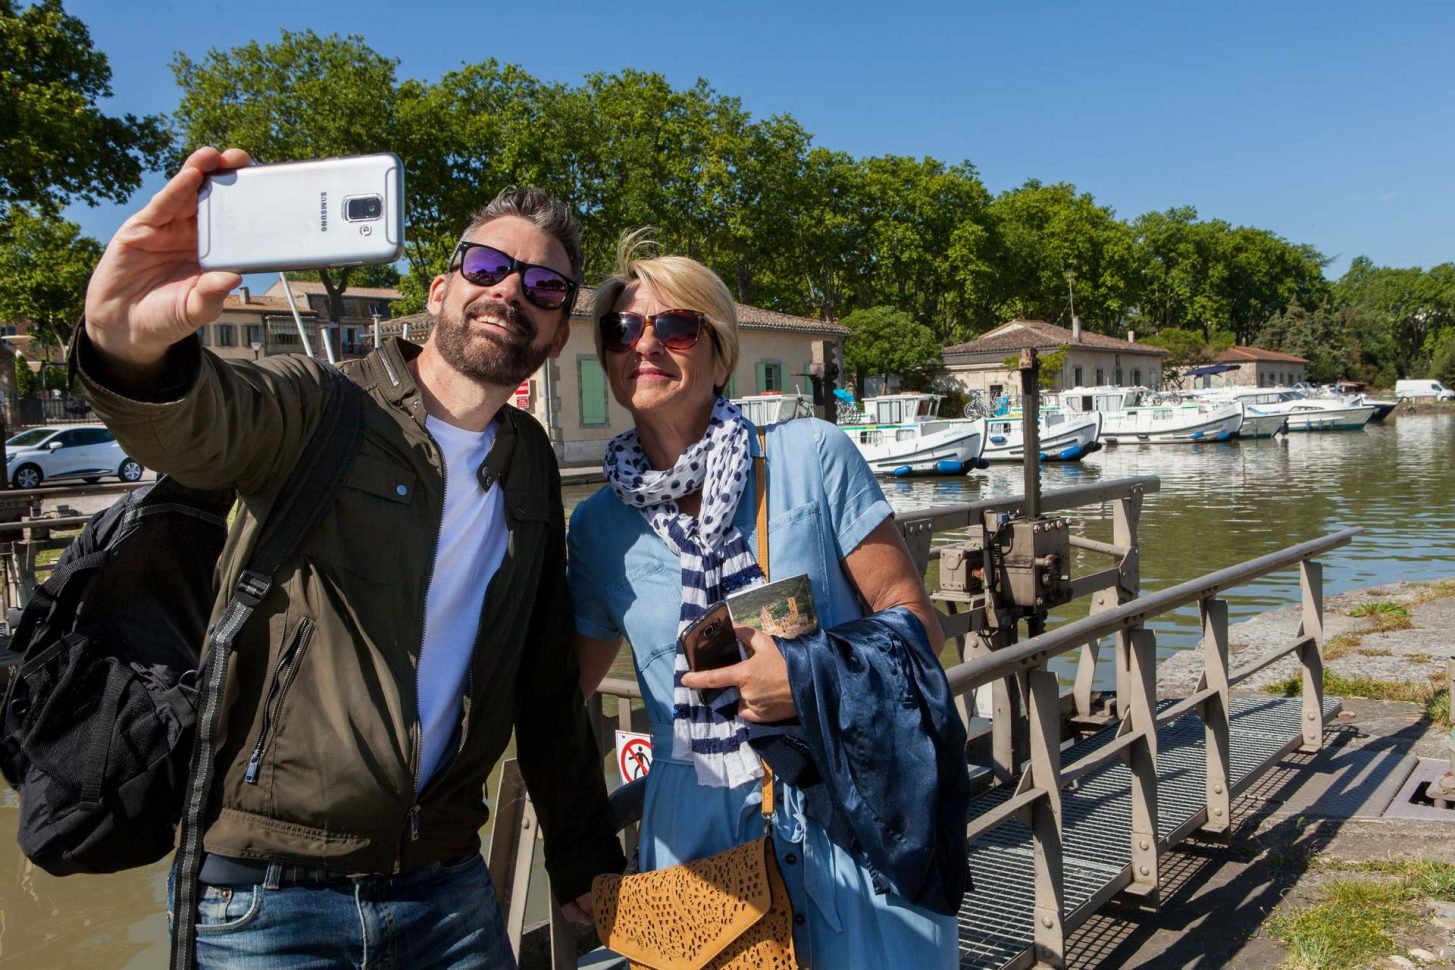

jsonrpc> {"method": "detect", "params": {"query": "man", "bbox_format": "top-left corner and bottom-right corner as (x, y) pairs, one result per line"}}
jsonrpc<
(76, 147), (625, 968)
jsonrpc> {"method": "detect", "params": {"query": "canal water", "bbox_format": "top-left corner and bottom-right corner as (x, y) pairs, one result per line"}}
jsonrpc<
(3, 412), (1452, 966)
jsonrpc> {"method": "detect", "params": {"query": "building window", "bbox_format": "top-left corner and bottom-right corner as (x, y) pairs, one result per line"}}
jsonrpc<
(1115, 367), (1124, 386)
(1132, 368), (1142, 387)
(1073, 366), (1083, 387)
(578, 356), (608, 427)
(243, 324), (262, 348)
(214, 324), (237, 348)
(756, 360), (784, 393)
(1095, 368), (1105, 385)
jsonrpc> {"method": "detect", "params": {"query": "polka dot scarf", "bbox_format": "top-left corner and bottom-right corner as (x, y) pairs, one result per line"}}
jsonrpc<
(602, 395), (765, 788)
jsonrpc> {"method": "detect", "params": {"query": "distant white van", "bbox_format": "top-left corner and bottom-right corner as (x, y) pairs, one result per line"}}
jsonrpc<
(1395, 379), (1455, 401)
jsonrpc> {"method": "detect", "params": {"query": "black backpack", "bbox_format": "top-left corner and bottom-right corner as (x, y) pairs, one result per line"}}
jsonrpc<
(0, 367), (364, 965)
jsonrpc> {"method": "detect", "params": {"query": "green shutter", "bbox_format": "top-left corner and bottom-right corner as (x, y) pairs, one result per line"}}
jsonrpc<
(756, 362), (767, 393)
(726, 373), (738, 398)
(580, 357), (607, 426)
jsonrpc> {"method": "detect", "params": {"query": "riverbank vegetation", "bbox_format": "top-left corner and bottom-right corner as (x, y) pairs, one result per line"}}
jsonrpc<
(1268, 858), (1455, 970)
(3, 12), (1453, 386)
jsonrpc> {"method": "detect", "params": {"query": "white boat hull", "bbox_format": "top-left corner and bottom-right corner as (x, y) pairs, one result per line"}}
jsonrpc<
(982, 412), (1104, 462)
(1278, 404), (1377, 432)
(1238, 411), (1288, 439)
(1101, 406), (1244, 445)
(843, 420), (986, 476)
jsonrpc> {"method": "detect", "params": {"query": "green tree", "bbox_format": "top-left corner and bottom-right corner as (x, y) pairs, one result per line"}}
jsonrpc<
(14, 353), (39, 397)
(0, 0), (169, 215)
(1331, 257), (1455, 377)
(0, 206), (103, 352)
(987, 181), (1137, 333)
(1141, 325), (1233, 386)
(171, 29), (402, 324)
(1130, 208), (1329, 343)
(842, 305), (943, 390)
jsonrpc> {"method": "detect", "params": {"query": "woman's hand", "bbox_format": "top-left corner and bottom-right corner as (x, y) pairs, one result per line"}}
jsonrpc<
(679, 625), (797, 722)
(84, 146), (252, 377)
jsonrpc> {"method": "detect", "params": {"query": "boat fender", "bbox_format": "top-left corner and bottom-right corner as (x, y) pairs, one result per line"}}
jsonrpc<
(974, 457), (990, 470)
(1038, 452), (1049, 462)
(934, 459), (964, 475)
(1216, 431), (1232, 441)
(1190, 430), (1204, 440)
(892, 464), (913, 478)
(1084, 441), (1103, 454)
(1058, 444), (1084, 461)
(989, 435), (1007, 445)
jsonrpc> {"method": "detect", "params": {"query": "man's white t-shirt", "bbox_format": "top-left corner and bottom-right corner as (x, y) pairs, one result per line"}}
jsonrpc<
(416, 414), (510, 793)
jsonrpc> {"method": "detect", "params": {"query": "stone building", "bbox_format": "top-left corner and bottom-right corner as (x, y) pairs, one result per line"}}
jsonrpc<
(1209, 346), (1309, 388)
(196, 288), (319, 361)
(941, 319), (1169, 397)
(264, 280), (401, 359)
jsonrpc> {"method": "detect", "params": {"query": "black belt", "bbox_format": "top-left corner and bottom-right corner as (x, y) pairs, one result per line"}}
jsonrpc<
(198, 853), (354, 888)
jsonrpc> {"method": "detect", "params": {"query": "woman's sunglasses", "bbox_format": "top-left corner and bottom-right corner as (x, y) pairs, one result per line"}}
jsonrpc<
(450, 241), (578, 311)
(599, 309), (709, 353)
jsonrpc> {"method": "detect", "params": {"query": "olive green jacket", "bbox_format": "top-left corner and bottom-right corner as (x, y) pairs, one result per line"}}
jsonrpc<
(71, 333), (624, 900)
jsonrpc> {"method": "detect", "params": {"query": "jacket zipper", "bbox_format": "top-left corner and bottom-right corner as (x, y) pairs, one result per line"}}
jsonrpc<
(395, 436), (445, 872)
(244, 618), (315, 784)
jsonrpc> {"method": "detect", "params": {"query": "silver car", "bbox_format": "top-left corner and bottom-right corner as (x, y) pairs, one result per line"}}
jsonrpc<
(5, 425), (145, 489)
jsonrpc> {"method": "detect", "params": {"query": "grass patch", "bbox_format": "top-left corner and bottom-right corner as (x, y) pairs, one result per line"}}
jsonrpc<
(1412, 579), (1455, 605)
(1265, 670), (1437, 705)
(1268, 859), (1455, 969)
(1357, 647), (1392, 657)
(1409, 652), (1433, 663)
(1321, 632), (1363, 661)
(1347, 601), (1413, 632)
(1423, 687), (1452, 730)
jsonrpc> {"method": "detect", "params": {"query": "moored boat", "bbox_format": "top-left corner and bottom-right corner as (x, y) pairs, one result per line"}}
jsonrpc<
(982, 410), (1104, 462)
(731, 391), (814, 426)
(839, 393), (987, 476)
(1056, 386), (1244, 445)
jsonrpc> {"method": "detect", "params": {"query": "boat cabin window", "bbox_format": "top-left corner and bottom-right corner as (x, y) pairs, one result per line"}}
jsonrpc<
(915, 398), (938, 419)
(874, 400), (903, 424)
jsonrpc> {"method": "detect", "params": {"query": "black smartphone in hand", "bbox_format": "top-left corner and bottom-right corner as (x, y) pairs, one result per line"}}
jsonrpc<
(680, 602), (741, 672)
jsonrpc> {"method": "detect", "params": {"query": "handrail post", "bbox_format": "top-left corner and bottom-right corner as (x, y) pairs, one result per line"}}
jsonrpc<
(1199, 598), (1232, 835)
(1025, 667), (1065, 967)
(1124, 626), (1159, 900)
(1300, 560), (1326, 751)
(486, 758), (536, 960)
(1111, 490), (1143, 715)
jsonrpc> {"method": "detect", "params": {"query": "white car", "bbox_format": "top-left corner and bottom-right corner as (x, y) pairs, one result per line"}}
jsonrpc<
(5, 425), (145, 489)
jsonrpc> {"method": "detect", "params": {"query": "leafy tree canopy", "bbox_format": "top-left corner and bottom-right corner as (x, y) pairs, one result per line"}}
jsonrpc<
(842, 305), (943, 390)
(0, 0), (170, 215)
(0, 205), (103, 350)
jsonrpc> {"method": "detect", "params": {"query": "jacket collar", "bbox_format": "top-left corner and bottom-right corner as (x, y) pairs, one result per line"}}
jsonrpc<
(367, 336), (525, 491)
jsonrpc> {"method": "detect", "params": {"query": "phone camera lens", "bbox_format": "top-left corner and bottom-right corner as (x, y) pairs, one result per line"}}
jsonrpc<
(347, 196), (383, 221)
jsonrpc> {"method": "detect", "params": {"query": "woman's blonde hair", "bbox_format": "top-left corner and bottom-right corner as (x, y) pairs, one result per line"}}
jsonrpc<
(591, 229), (740, 391)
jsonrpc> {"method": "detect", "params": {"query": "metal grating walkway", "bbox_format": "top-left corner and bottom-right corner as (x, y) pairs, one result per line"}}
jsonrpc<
(958, 693), (1341, 969)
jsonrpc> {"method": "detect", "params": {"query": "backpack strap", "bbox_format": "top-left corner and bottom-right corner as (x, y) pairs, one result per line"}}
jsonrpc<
(170, 367), (365, 970)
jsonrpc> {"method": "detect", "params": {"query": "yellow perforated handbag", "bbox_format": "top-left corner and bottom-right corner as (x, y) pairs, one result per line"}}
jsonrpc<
(591, 436), (800, 970)
(591, 768), (798, 970)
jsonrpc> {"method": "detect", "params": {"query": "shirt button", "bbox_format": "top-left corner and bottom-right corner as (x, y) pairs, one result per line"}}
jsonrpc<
(793, 913), (806, 926)
(784, 852), (798, 865)
(396, 485), (408, 496)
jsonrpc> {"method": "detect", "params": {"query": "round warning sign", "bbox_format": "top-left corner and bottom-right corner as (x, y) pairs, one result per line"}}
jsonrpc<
(616, 731), (653, 784)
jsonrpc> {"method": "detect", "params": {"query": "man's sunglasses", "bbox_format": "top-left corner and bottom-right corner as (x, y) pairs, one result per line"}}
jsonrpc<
(599, 309), (709, 353)
(450, 241), (578, 311)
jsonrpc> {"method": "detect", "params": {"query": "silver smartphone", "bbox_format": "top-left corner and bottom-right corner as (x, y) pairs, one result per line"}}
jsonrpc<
(197, 153), (405, 273)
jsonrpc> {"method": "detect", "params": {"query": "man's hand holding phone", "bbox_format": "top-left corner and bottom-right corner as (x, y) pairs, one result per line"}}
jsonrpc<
(84, 147), (252, 380)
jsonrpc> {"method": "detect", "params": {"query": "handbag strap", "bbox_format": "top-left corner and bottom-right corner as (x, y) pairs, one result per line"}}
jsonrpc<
(753, 427), (775, 827)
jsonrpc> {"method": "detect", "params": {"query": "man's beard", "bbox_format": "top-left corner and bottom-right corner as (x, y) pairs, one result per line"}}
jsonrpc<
(432, 297), (556, 387)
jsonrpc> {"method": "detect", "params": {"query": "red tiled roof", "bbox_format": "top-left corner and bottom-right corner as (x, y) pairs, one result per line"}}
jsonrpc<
(222, 295), (317, 314)
(264, 281), (404, 300)
(1215, 346), (1310, 365)
(943, 319), (1168, 359)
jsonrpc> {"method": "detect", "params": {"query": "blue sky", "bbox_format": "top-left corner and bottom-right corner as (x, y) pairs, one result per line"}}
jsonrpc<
(61, 0), (1454, 279)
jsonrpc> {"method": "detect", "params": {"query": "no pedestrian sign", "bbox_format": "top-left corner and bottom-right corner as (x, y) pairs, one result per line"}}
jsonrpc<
(615, 731), (652, 784)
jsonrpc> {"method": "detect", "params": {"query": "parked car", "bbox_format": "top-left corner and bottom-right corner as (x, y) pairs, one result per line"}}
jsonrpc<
(5, 425), (145, 489)
(1394, 379), (1455, 402)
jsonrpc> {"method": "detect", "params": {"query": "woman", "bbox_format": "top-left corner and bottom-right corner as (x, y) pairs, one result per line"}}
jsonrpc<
(568, 239), (961, 968)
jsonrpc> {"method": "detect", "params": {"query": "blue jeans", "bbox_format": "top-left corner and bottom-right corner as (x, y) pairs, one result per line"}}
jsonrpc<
(167, 852), (518, 969)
